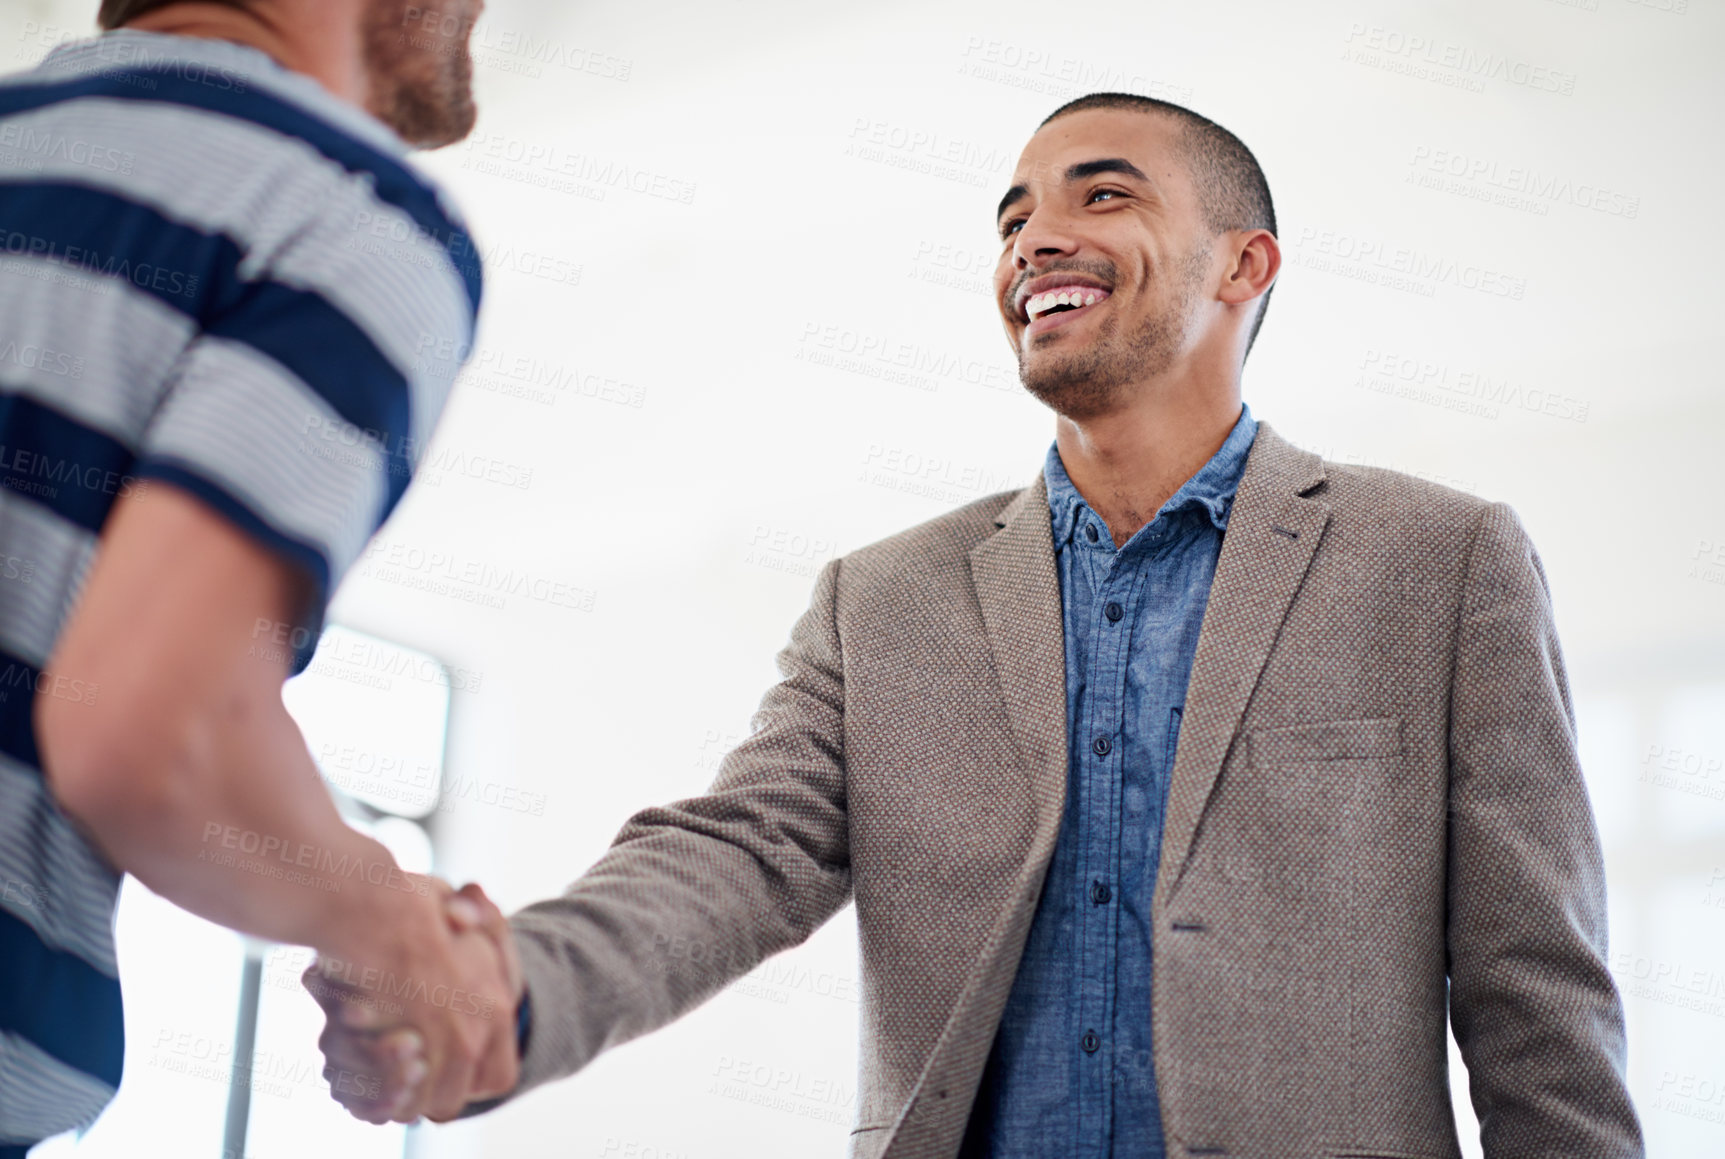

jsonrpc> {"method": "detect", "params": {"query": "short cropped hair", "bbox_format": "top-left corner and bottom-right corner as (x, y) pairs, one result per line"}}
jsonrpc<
(1042, 93), (1278, 357)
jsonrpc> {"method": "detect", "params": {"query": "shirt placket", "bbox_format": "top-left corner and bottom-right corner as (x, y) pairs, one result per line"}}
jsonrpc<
(1072, 512), (1148, 1151)
(1111, 518), (1190, 1154)
(1134, 522), (1190, 904)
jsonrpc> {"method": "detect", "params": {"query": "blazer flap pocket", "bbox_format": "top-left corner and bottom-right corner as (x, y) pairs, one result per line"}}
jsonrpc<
(1249, 718), (1405, 766)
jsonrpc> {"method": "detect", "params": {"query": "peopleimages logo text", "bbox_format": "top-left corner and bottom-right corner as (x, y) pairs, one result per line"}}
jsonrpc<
(1341, 23), (1577, 94)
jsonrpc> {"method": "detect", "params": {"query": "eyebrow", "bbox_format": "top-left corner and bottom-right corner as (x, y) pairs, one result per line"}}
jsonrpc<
(995, 157), (1152, 223)
(1065, 157), (1149, 183)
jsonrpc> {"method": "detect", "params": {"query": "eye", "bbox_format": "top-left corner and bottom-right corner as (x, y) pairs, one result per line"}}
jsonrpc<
(1087, 187), (1126, 205)
(999, 217), (1025, 240)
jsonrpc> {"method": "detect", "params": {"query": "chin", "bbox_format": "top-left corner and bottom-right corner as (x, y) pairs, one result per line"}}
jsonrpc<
(1019, 362), (1115, 418)
(374, 81), (476, 149)
(362, 0), (478, 148)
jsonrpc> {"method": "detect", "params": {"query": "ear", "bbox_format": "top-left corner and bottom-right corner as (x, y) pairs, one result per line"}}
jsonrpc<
(1219, 228), (1279, 307)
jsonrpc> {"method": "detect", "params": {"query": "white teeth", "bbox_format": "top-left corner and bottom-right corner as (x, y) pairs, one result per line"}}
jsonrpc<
(1025, 288), (1106, 320)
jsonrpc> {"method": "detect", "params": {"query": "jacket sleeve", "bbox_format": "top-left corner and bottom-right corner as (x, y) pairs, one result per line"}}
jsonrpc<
(496, 556), (854, 1101)
(1445, 503), (1642, 1157)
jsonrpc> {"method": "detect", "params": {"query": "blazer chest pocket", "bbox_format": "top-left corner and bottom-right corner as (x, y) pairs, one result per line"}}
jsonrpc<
(1247, 717), (1405, 769)
(1242, 718), (1407, 846)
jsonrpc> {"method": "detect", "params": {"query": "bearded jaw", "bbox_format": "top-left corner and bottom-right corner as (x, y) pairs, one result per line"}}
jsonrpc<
(1017, 244), (1212, 420)
(1020, 311), (1134, 419)
(1018, 295), (1194, 420)
(361, 0), (478, 149)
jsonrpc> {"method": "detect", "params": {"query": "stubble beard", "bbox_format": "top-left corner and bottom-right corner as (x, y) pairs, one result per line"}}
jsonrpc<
(361, 0), (478, 149)
(1017, 243), (1212, 421)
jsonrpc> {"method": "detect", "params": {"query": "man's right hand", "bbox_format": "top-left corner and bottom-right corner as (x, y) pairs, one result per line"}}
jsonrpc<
(303, 880), (523, 1122)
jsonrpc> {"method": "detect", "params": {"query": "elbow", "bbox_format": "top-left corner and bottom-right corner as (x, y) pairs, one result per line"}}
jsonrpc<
(36, 680), (203, 849)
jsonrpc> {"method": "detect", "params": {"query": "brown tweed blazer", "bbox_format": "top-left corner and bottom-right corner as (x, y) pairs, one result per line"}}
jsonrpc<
(504, 422), (1642, 1158)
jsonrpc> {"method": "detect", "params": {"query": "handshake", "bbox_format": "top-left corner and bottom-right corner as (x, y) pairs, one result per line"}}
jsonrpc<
(300, 878), (525, 1123)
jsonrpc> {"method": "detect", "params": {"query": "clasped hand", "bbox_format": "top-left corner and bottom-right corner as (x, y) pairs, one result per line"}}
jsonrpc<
(302, 879), (522, 1123)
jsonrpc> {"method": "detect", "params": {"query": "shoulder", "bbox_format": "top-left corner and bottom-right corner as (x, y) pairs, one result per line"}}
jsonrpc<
(9, 30), (410, 164)
(1255, 424), (1495, 538)
(838, 488), (1026, 583)
(1316, 459), (1493, 532)
(2, 33), (479, 315)
(1262, 427), (1539, 585)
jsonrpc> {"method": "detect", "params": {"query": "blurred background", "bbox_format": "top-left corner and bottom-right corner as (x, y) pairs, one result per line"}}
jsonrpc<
(8, 0), (1725, 1154)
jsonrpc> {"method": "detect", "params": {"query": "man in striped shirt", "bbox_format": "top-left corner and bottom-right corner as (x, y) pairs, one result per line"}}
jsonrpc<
(0, 0), (524, 1149)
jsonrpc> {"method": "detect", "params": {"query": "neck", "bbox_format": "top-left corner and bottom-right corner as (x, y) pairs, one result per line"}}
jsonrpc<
(1053, 375), (1243, 547)
(123, 1), (366, 106)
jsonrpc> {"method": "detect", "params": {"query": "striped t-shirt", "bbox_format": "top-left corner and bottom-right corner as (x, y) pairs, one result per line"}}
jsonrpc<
(0, 30), (480, 1143)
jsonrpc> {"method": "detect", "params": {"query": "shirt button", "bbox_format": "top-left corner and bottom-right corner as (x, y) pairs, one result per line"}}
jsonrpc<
(1104, 601), (1123, 623)
(1091, 881), (1112, 905)
(1081, 1030), (1100, 1054)
(1084, 524), (1099, 544)
(1092, 734), (1112, 757)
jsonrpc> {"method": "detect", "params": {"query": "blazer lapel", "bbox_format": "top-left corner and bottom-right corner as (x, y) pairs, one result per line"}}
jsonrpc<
(1157, 423), (1330, 898)
(883, 481), (1069, 1158)
(968, 474), (1070, 830)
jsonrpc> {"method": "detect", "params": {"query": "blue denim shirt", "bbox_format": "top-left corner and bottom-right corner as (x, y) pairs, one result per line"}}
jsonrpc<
(960, 407), (1258, 1158)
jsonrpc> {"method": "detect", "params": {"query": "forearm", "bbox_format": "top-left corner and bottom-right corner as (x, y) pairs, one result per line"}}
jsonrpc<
(509, 812), (852, 1079)
(36, 483), (417, 959)
(49, 683), (410, 959)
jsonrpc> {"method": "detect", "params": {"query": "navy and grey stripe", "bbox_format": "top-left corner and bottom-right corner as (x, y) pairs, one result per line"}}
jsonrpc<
(0, 45), (482, 310)
(0, 179), (435, 514)
(0, 255), (193, 440)
(0, 98), (473, 386)
(140, 335), (389, 593)
(0, 1031), (117, 1145)
(0, 493), (94, 669)
(0, 758), (120, 972)
(0, 923), (125, 1082)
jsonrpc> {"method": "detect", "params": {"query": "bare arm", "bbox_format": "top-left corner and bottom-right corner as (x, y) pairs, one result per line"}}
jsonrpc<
(37, 483), (517, 1119)
(38, 483), (401, 952)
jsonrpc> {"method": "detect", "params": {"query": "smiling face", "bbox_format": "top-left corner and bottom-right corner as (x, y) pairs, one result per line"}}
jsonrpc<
(994, 108), (1221, 420)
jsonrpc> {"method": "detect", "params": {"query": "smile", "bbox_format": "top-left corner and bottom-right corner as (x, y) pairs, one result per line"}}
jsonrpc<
(1024, 285), (1111, 322)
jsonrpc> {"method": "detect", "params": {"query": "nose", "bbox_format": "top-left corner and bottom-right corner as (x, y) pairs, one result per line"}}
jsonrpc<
(1011, 204), (1080, 270)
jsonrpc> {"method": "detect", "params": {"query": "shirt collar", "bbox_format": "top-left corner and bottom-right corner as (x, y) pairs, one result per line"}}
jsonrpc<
(1044, 404), (1259, 551)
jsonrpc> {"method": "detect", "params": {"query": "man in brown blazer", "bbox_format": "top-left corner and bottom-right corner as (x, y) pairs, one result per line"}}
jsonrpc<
(310, 93), (1642, 1157)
